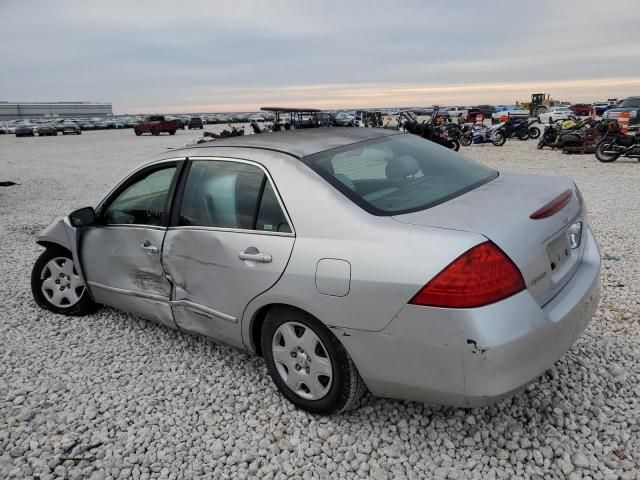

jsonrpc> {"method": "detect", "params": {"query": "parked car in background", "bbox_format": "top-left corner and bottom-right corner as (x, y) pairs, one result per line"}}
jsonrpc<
(170, 117), (186, 130)
(592, 103), (611, 116)
(570, 104), (592, 116)
(37, 124), (57, 136)
(491, 109), (529, 124)
(61, 122), (82, 135)
(31, 129), (600, 414)
(78, 121), (96, 131)
(538, 106), (572, 124)
(477, 105), (495, 117)
(603, 96), (640, 132)
(188, 117), (204, 129)
(465, 108), (487, 123)
(15, 125), (35, 137)
(134, 115), (178, 136)
(444, 106), (468, 120)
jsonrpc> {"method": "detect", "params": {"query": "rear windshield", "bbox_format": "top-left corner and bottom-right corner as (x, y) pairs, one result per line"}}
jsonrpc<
(304, 134), (497, 215)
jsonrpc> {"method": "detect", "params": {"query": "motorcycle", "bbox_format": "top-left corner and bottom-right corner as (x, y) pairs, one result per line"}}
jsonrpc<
(500, 118), (540, 140)
(459, 122), (506, 146)
(595, 121), (640, 162)
(399, 108), (460, 151)
(536, 116), (595, 150)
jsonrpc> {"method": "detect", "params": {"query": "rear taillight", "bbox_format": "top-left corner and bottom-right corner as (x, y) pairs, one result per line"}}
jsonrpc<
(409, 241), (525, 308)
(529, 189), (573, 219)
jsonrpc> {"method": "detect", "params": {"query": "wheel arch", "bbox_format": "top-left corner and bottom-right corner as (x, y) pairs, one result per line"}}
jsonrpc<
(35, 216), (94, 302)
(249, 303), (311, 357)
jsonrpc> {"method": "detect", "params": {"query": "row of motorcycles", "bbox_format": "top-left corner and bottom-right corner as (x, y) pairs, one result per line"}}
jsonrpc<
(399, 107), (541, 151)
(536, 115), (640, 162)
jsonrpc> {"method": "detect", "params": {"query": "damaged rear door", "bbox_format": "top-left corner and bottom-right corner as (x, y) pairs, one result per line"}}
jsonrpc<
(81, 160), (183, 328)
(162, 158), (295, 348)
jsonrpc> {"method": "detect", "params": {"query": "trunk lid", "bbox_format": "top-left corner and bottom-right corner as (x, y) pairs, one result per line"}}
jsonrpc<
(392, 172), (585, 306)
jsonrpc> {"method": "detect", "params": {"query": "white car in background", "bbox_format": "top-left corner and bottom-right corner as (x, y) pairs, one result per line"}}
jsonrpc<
(444, 106), (468, 119)
(538, 107), (573, 124)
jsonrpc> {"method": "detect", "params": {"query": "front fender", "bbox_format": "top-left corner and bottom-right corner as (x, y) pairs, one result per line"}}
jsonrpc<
(36, 216), (93, 301)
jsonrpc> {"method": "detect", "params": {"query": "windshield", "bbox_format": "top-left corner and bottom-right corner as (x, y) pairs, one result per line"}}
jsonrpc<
(620, 97), (640, 108)
(304, 134), (497, 215)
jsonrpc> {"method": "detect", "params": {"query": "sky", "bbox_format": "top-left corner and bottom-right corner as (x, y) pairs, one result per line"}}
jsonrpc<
(1, 0), (640, 114)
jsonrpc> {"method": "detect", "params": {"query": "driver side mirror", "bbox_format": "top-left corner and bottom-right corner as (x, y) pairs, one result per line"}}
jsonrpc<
(69, 206), (96, 228)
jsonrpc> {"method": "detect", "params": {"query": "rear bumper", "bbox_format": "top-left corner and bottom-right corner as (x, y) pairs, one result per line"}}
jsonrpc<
(339, 228), (601, 407)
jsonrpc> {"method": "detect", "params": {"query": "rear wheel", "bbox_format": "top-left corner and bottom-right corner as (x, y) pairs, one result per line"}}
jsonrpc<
(135, 129), (142, 136)
(262, 306), (366, 414)
(528, 126), (541, 139)
(516, 131), (529, 141)
(595, 141), (621, 162)
(31, 246), (97, 316)
(169, 130), (176, 135)
(151, 128), (160, 136)
(460, 135), (471, 147)
(448, 139), (460, 151)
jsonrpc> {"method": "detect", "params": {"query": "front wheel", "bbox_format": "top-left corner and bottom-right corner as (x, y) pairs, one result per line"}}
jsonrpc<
(448, 139), (460, 151)
(492, 133), (506, 146)
(528, 126), (541, 139)
(31, 246), (98, 316)
(460, 135), (471, 147)
(595, 142), (621, 162)
(516, 131), (529, 141)
(169, 130), (176, 135)
(261, 306), (366, 414)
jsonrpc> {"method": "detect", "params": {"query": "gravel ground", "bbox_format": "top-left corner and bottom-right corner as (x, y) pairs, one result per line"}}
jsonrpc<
(1, 129), (638, 480)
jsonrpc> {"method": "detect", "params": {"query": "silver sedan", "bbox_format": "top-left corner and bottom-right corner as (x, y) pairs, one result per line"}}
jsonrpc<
(31, 128), (601, 414)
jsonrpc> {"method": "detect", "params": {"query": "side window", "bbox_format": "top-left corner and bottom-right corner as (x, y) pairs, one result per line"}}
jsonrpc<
(256, 182), (291, 233)
(103, 166), (176, 226)
(178, 160), (291, 233)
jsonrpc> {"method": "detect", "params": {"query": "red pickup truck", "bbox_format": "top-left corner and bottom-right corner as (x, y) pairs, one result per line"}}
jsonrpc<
(134, 115), (178, 136)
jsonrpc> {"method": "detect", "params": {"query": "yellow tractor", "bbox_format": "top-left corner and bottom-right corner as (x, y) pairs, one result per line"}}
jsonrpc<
(516, 93), (558, 117)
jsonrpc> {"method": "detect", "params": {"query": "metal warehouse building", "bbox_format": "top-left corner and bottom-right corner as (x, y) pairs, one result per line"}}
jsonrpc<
(0, 101), (113, 119)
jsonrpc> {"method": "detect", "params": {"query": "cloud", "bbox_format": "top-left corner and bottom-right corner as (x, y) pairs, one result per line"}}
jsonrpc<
(1, 0), (639, 112)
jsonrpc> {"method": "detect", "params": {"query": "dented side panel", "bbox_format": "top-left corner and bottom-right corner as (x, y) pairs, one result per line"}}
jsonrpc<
(80, 226), (176, 327)
(162, 228), (294, 347)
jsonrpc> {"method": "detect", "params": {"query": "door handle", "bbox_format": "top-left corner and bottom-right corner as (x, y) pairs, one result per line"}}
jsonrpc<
(238, 248), (272, 263)
(140, 242), (159, 254)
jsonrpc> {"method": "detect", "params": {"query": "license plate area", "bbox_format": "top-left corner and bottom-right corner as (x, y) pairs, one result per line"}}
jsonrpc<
(547, 233), (571, 272)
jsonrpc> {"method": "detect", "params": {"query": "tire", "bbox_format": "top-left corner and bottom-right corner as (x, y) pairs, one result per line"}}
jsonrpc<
(460, 135), (471, 147)
(135, 130), (142, 136)
(537, 138), (546, 149)
(31, 246), (98, 316)
(492, 133), (506, 146)
(595, 142), (621, 162)
(261, 306), (366, 414)
(516, 131), (529, 141)
(528, 126), (541, 139)
(446, 139), (460, 151)
(549, 117), (554, 125)
(169, 130), (176, 135)
(151, 129), (160, 136)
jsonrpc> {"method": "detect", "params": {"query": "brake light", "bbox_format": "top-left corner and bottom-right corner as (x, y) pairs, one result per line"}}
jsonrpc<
(409, 241), (525, 308)
(530, 189), (573, 219)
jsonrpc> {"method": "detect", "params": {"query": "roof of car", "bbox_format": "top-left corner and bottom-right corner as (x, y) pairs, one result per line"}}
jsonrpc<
(181, 127), (402, 159)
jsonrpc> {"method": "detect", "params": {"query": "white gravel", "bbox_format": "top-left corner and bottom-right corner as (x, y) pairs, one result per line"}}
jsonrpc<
(1, 129), (639, 480)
